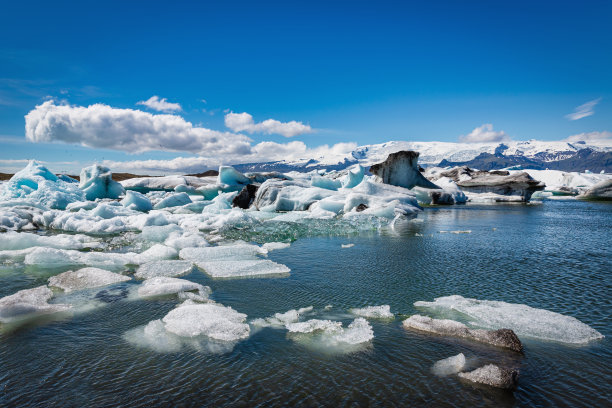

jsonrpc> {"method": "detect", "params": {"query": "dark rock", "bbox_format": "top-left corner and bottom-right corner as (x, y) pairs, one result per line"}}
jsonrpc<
(483, 329), (523, 353)
(458, 364), (519, 390)
(437, 166), (544, 201)
(232, 184), (259, 209)
(355, 203), (368, 212)
(369, 151), (441, 190)
(430, 191), (455, 205)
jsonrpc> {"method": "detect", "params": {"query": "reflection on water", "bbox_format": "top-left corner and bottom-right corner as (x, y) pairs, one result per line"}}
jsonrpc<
(0, 200), (610, 407)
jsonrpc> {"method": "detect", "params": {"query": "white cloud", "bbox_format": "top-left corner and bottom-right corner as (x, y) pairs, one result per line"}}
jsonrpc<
(565, 98), (601, 121)
(136, 95), (182, 113)
(25, 100), (253, 156)
(459, 124), (511, 143)
(224, 112), (313, 137)
(565, 130), (612, 143)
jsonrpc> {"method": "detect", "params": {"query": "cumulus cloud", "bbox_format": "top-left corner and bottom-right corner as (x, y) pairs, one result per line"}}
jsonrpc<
(565, 130), (612, 143)
(565, 98), (601, 121)
(102, 141), (357, 174)
(136, 95), (182, 112)
(25, 100), (252, 156)
(224, 112), (313, 137)
(459, 124), (511, 143)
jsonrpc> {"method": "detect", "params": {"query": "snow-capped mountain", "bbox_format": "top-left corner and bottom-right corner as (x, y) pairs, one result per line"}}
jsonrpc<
(234, 139), (612, 173)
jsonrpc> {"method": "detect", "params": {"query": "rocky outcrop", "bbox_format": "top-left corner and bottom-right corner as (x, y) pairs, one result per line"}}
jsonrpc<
(458, 364), (519, 389)
(369, 151), (441, 190)
(402, 315), (523, 352)
(579, 179), (612, 201)
(433, 166), (544, 202)
(232, 184), (259, 209)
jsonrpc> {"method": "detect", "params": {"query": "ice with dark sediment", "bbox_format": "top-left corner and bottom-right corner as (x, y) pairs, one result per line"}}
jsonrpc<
(432, 353), (466, 376)
(414, 295), (604, 344)
(0, 286), (71, 324)
(458, 364), (519, 389)
(402, 314), (523, 352)
(48, 267), (131, 292)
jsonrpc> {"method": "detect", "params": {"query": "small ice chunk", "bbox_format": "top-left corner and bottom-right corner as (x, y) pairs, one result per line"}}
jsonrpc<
(180, 244), (266, 262)
(24, 247), (133, 269)
(332, 318), (374, 345)
(414, 295), (604, 344)
(0, 231), (101, 251)
(124, 319), (183, 352)
(458, 364), (519, 389)
(261, 242), (291, 251)
(439, 230), (471, 234)
(341, 243), (355, 248)
(135, 260), (194, 279)
(0, 286), (71, 323)
(134, 244), (178, 264)
(121, 190), (153, 212)
(140, 224), (182, 242)
(79, 164), (125, 200)
(252, 306), (314, 327)
(162, 302), (250, 341)
(48, 267), (131, 293)
(286, 319), (343, 334)
(432, 353), (466, 376)
(350, 305), (394, 319)
(137, 277), (210, 299)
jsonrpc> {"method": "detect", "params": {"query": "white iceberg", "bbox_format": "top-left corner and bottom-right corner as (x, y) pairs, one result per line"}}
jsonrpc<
(0, 286), (71, 324)
(350, 305), (394, 319)
(135, 260), (194, 279)
(121, 190), (153, 212)
(137, 277), (210, 299)
(432, 353), (466, 376)
(217, 166), (250, 185)
(79, 164), (125, 201)
(153, 192), (192, 210)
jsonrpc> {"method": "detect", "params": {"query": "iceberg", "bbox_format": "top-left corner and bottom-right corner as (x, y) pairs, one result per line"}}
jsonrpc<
(340, 165), (365, 189)
(414, 295), (604, 344)
(121, 190), (153, 212)
(218, 166), (250, 185)
(0, 286), (71, 324)
(153, 192), (192, 209)
(0, 161), (85, 210)
(48, 267), (131, 292)
(311, 176), (342, 191)
(79, 164), (125, 201)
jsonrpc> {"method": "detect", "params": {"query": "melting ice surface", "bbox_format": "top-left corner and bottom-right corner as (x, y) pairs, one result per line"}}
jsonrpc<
(414, 295), (604, 344)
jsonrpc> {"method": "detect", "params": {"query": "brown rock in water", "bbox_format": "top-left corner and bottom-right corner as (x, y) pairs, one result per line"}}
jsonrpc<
(458, 364), (519, 390)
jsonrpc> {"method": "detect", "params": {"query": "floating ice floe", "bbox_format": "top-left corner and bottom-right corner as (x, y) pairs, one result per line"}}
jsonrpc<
(438, 230), (471, 234)
(458, 364), (519, 389)
(121, 175), (212, 192)
(287, 317), (374, 347)
(432, 353), (466, 376)
(124, 299), (249, 353)
(153, 192), (192, 210)
(414, 295), (604, 344)
(0, 286), (71, 324)
(350, 305), (394, 319)
(180, 244), (290, 278)
(402, 314), (523, 352)
(79, 164), (125, 201)
(0, 161), (85, 210)
(135, 260), (194, 279)
(341, 243), (354, 248)
(261, 242), (291, 251)
(48, 267), (131, 292)
(137, 277), (210, 300)
(251, 306), (314, 327)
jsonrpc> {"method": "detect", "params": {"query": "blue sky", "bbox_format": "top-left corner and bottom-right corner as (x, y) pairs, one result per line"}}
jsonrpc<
(1, 0), (611, 173)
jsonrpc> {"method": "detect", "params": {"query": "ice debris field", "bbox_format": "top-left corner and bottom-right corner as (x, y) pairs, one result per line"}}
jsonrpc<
(0, 159), (607, 389)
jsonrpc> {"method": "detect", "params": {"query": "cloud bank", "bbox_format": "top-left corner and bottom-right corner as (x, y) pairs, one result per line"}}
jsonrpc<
(565, 130), (612, 143)
(224, 112), (313, 137)
(459, 124), (511, 143)
(565, 98), (601, 121)
(137, 96), (182, 113)
(25, 101), (252, 155)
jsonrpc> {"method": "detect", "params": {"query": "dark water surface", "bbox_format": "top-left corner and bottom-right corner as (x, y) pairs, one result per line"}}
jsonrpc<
(1, 200), (610, 407)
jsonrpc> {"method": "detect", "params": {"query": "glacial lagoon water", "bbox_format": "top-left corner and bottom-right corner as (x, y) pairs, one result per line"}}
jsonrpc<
(1, 200), (610, 407)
